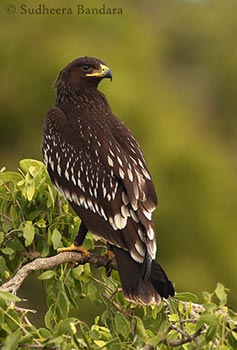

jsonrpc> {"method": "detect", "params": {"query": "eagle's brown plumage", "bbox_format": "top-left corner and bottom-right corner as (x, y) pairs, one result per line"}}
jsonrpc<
(42, 56), (174, 304)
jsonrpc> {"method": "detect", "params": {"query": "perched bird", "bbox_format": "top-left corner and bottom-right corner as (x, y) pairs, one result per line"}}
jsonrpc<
(42, 56), (174, 304)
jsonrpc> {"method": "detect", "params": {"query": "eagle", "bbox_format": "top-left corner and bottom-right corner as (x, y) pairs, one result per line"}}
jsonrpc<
(42, 56), (174, 304)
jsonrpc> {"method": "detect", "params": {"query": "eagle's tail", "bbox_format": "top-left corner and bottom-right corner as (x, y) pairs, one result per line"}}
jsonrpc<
(113, 247), (174, 304)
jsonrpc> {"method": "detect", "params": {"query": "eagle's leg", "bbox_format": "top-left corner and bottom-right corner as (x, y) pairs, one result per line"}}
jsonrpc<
(106, 243), (115, 260)
(104, 243), (115, 277)
(57, 221), (89, 258)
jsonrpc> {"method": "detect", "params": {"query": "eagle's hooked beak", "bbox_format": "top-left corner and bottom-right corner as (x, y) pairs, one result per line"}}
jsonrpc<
(86, 64), (112, 81)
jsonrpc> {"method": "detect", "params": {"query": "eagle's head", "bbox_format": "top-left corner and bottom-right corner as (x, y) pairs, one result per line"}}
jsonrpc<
(56, 56), (112, 92)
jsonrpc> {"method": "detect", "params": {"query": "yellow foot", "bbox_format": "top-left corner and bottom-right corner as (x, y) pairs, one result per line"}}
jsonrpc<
(105, 250), (115, 261)
(57, 244), (90, 258)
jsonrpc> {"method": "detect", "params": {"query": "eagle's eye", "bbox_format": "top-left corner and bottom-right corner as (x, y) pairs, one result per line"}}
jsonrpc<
(81, 65), (91, 72)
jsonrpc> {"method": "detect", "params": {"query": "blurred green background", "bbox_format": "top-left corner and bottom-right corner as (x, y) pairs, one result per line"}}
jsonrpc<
(1, 0), (236, 313)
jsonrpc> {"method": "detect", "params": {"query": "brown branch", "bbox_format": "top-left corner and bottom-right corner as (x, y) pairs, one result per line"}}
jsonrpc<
(159, 326), (203, 347)
(0, 252), (117, 294)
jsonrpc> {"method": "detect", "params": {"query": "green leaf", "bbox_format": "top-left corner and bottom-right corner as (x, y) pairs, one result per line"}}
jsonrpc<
(178, 301), (184, 313)
(35, 218), (46, 228)
(1, 248), (15, 256)
(215, 282), (227, 305)
(0, 291), (21, 302)
(10, 205), (18, 224)
(98, 326), (113, 341)
(90, 329), (100, 340)
(110, 344), (122, 350)
(83, 232), (95, 250)
(228, 308), (237, 319)
(19, 159), (45, 173)
(94, 340), (106, 347)
(72, 265), (85, 279)
(0, 231), (4, 244)
(47, 184), (56, 208)
(5, 309), (20, 332)
(0, 172), (22, 183)
(2, 330), (21, 350)
(64, 284), (77, 307)
(51, 228), (62, 249)
(101, 310), (110, 326)
(202, 291), (213, 303)
(228, 332), (237, 348)
(44, 304), (55, 329)
(151, 302), (163, 319)
(0, 256), (7, 275)
(197, 313), (219, 328)
(146, 335), (161, 347)
(114, 312), (130, 338)
(57, 292), (69, 319)
(87, 281), (97, 302)
(206, 325), (217, 342)
(27, 210), (42, 221)
(29, 165), (38, 177)
(203, 302), (217, 312)
(168, 313), (180, 322)
(55, 318), (78, 336)
(37, 328), (52, 339)
(41, 243), (50, 258)
(175, 292), (198, 302)
(26, 181), (35, 201)
(23, 221), (35, 247)
(0, 308), (4, 326)
(38, 270), (56, 280)
(134, 316), (148, 339)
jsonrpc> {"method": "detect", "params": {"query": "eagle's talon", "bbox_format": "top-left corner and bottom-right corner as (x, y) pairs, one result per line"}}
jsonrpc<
(105, 250), (115, 261)
(57, 244), (90, 259)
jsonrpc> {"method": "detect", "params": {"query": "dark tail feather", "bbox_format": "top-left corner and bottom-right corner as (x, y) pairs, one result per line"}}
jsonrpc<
(113, 247), (174, 304)
(150, 260), (175, 298)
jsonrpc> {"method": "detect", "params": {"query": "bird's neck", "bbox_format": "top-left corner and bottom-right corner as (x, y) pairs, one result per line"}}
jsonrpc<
(55, 84), (110, 112)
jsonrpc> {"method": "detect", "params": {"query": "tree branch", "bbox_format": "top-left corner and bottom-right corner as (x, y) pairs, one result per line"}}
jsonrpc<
(0, 251), (117, 294)
(159, 326), (203, 347)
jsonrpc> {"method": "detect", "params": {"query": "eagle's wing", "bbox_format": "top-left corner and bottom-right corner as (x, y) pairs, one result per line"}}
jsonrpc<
(43, 107), (157, 263)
